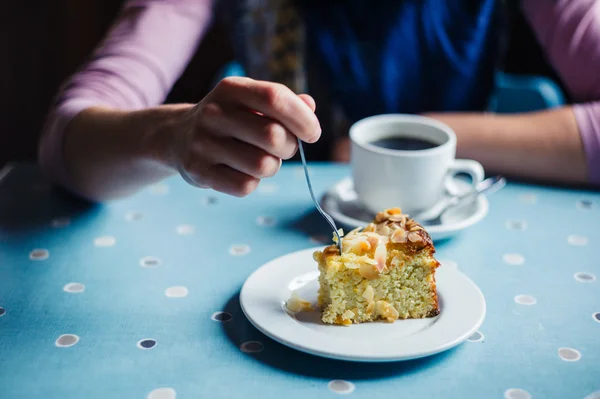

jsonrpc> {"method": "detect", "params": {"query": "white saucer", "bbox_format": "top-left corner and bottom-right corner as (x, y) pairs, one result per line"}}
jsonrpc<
(240, 247), (486, 362)
(321, 177), (489, 242)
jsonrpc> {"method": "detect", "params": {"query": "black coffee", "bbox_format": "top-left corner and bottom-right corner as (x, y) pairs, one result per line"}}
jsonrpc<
(369, 136), (438, 151)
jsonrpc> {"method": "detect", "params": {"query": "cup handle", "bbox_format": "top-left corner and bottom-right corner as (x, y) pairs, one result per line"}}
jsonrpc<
(445, 159), (485, 196)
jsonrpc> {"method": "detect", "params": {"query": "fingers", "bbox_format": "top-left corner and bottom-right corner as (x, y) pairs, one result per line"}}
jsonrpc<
(182, 154), (262, 197)
(298, 94), (316, 112)
(211, 77), (321, 143)
(199, 103), (298, 159)
(206, 138), (282, 179)
(206, 165), (260, 197)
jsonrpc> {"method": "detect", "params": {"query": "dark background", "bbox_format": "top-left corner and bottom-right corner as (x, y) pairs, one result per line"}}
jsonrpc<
(0, 1), (558, 169)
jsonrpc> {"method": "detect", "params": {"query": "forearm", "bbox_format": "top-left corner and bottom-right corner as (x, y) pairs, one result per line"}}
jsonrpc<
(425, 107), (588, 185)
(63, 104), (192, 200)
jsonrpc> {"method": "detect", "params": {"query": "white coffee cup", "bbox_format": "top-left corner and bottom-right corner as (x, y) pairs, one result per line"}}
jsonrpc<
(349, 114), (484, 215)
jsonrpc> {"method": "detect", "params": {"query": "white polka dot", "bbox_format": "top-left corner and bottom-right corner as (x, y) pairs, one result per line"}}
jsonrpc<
(149, 183), (169, 195)
(593, 312), (600, 323)
(439, 259), (458, 270)
(514, 295), (536, 305)
(257, 182), (278, 193)
(165, 286), (188, 298)
(94, 236), (116, 247)
(519, 193), (537, 204)
(558, 347), (581, 362)
(256, 216), (276, 227)
(584, 390), (600, 399)
(503, 253), (525, 266)
(51, 217), (70, 228)
(0, 307), (5, 317)
(467, 331), (484, 342)
(147, 387), (176, 399)
(63, 283), (85, 293)
(201, 196), (218, 205)
(211, 311), (232, 322)
(294, 165), (314, 177)
(309, 235), (329, 244)
(568, 235), (588, 246)
(125, 211), (143, 221)
(504, 388), (531, 399)
(140, 256), (162, 268)
(574, 272), (596, 283)
(506, 220), (527, 231)
(240, 341), (264, 353)
(55, 334), (79, 347)
(176, 225), (195, 235)
(137, 338), (157, 350)
(229, 244), (250, 256)
(328, 380), (355, 395)
(29, 249), (49, 261)
(576, 200), (593, 210)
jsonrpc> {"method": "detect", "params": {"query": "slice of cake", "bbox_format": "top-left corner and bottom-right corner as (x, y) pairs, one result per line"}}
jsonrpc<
(314, 208), (440, 325)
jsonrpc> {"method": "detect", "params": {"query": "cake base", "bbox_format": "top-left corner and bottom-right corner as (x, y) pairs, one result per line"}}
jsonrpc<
(317, 250), (439, 325)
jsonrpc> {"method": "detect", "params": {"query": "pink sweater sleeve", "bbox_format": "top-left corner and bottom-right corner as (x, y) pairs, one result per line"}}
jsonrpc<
(38, 0), (214, 189)
(522, 0), (600, 184)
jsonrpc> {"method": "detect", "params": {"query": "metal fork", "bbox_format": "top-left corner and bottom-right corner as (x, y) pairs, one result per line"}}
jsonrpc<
(297, 139), (343, 252)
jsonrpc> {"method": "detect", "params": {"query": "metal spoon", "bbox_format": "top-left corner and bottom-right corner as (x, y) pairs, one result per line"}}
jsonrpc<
(297, 139), (343, 252)
(414, 175), (507, 226)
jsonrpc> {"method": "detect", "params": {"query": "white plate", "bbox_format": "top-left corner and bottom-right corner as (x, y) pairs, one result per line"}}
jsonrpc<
(240, 247), (486, 362)
(320, 177), (489, 242)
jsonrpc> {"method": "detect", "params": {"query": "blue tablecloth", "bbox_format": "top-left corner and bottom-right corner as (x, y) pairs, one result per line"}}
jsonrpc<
(0, 163), (599, 399)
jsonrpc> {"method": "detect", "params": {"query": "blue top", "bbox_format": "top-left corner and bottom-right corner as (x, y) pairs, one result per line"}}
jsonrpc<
(300, 0), (502, 120)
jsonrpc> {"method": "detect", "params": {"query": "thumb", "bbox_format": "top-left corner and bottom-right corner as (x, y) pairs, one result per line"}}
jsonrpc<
(298, 94), (316, 113)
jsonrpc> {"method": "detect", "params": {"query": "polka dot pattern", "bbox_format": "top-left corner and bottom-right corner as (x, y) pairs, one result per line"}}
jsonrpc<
(51, 217), (70, 228)
(558, 347), (581, 362)
(504, 388), (531, 399)
(503, 253), (525, 266)
(147, 387), (176, 399)
(519, 193), (537, 204)
(256, 216), (276, 227)
(137, 339), (157, 349)
(229, 244), (250, 256)
(3, 164), (600, 397)
(467, 331), (484, 342)
(294, 165), (314, 178)
(568, 235), (588, 246)
(176, 225), (195, 235)
(29, 249), (49, 261)
(211, 312), (232, 322)
(257, 183), (278, 193)
(149, 183), (169, 195)
(328, 380), (355, 395)
(94, 236), (116, 247)
(574, 272), (596, 283)
(514, 295), (537, 306)
(140, 256), (162, 268)
(240, 341), (264, 353)
(576, 199), (593, 210)
(63, 283), (85, 293)
(55, 334), (79, 347)
(584, 391), (600, 399)
(165, 286), (188, 298)
(125, 211), (143, 221)
(506, 220), (527, 231)
(201, 196), (218, 205)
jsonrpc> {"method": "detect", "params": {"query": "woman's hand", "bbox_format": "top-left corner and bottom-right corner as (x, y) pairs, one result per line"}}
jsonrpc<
(173, 77), (321, 197)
